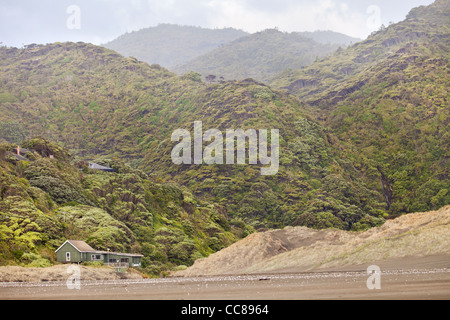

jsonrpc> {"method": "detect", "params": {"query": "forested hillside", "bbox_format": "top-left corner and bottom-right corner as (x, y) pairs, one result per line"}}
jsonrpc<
(0, 0), (448, 275)
(104, 25), (359, 83)
(272, 0), (450, 215)
(0, 41), (388, 234)
(0, 139), (247, 275)
(297, 31), (360, 46)
(173, 29), (350, 82)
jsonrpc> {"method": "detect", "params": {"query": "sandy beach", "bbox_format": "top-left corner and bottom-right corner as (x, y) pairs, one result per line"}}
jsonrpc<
(1, 267), (449, 300)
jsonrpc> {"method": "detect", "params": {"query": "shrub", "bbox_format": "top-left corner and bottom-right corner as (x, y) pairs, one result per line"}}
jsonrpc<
(82, 261), (104, 267)
(30, 176), (84, 205)
(208, 237), (224, 252)
(352, 215), (386, 231)
(22, 137), (70, 160)
(28, 258), (51, 268)
(174, 265), (188, 271)
(183, 71), (202, 82)
(169, 241), (197, 265)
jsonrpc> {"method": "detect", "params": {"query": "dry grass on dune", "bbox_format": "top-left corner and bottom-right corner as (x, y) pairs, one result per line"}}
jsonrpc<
(177, 206), (450, 277)
(0, 265), (143, 283)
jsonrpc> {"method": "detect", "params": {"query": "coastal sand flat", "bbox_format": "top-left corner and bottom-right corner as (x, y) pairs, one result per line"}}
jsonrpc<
(1, 260), (449, 300)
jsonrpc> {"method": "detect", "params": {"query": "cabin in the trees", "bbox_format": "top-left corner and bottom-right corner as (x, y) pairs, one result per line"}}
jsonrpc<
(55, 240), (143, 267)
(88, 162), (117, 172)
(8, 145), (32, 161)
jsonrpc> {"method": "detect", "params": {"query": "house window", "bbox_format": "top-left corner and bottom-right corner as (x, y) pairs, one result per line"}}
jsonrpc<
(91, 254), (102, 261)
(66, 252), (71, 262)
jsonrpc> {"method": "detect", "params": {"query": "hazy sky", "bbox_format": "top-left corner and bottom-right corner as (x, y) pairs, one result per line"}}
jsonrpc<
(0, 0), (435, 47)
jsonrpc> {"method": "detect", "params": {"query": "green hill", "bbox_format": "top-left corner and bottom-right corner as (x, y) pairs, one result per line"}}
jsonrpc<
(173, 29), (350, 82)
(271, 0), (450, 216)
(103, 24), (248, 68)
(298, 31), (361, 46)
(0, 41), (388, 233)
(0, 139), (247, 275)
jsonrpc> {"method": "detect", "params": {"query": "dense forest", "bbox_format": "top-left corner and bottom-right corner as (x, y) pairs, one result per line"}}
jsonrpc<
(173, 29), (354, 82)
(0, 139), (249, 275)
(271, 0), (449, 216)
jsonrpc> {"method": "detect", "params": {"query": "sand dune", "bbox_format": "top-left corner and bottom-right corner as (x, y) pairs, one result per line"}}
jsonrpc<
(177, 206), (450, 277)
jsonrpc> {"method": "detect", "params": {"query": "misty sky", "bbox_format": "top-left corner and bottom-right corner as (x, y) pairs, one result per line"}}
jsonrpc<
(0, 0), (435, 47)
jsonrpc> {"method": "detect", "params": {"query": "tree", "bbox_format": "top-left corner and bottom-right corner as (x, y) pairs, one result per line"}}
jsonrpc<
(205, 75), (217, 83)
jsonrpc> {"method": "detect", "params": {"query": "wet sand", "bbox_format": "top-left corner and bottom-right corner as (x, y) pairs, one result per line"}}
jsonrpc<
(1, 269), (449, 300)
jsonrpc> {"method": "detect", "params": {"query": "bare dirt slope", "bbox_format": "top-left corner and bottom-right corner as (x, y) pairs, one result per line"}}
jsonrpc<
(177, 206), (450, 277)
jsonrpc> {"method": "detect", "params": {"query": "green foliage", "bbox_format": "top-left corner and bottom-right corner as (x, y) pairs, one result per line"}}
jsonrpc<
(271, 0), (450, 218)
(22, 138), (70, 160)
(251, 86), (276, 100)
(24, 156), (92, 206)
(182, 71), (203, 82)
(22, 253), (51, 268)
(0, 2), (448, 274)
(0, 147), (244, 275)
(0, 122), (27, 144)
(294, 198), (366, 231)
(0, 216), (44, 254)
(29, 176), (84, 205)
(174, 29), (350, 82)
(410, 179), (450, 213)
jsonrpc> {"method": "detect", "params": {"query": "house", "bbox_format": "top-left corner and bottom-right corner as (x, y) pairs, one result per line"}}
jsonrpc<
(16, 145), (31, 157)
(8, 146), (32, 162)
(55, 240), (143, 268)
(88, 162), (117, 172)
(10, 153), (28, 162)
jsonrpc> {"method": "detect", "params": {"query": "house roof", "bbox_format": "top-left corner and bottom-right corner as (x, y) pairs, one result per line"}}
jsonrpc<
(69, 240), (97, 252)
(55, 240), (96, 253)
(18, 147), (31, 155)
(88, 162), (116, 172)
(8, 153), (29, 161)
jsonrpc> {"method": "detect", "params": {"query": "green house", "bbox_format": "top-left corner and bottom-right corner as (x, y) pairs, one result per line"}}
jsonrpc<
(55, 240), (143, 268)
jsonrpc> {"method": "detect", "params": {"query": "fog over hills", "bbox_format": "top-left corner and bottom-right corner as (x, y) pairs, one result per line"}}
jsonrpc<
(104, 25), (361, 82)
(103, 24), (249, 69)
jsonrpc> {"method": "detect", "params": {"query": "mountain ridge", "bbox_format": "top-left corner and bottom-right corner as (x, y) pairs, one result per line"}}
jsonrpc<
(172, 29), (359, 82)
(103, 24), (249, 69)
